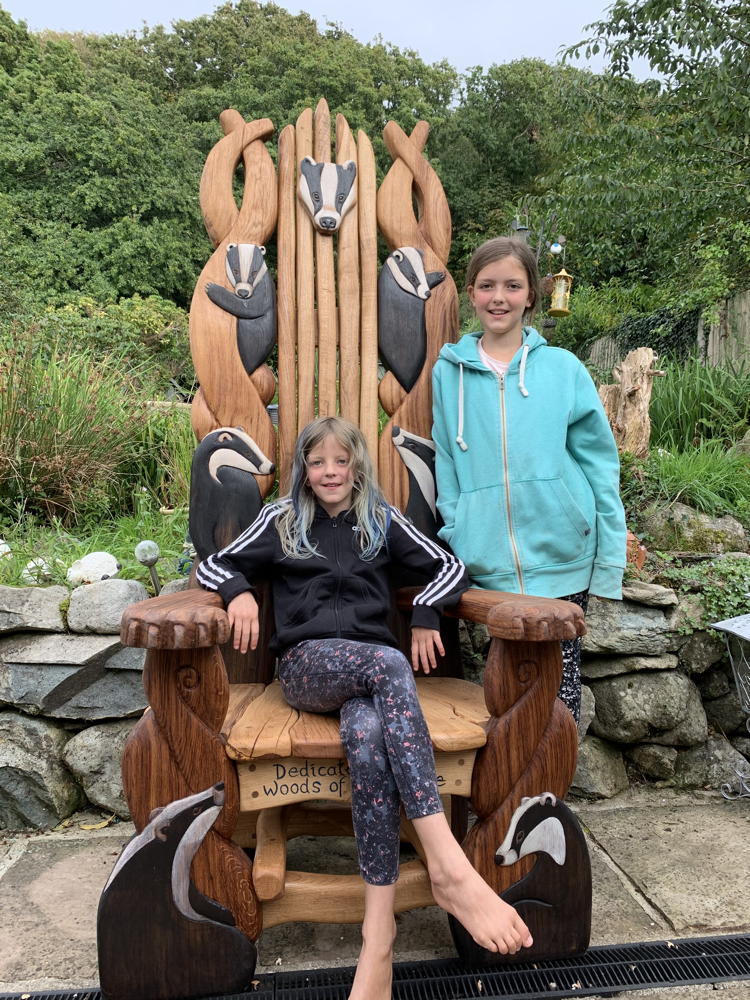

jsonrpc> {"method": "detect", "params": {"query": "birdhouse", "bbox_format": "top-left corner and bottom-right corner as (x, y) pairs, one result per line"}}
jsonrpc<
(548, 268), (573, 317)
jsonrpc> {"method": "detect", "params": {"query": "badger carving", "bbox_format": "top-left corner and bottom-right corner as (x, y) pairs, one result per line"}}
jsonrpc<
(189, 427), (275, 560)
(378, 247), (445, 392)
(206, 242), (276, 377)
(298, 156), (356, 232)
(450, 792), (592, 966)
(392, 425), (439, 541)
(97, 783), (257, 1000)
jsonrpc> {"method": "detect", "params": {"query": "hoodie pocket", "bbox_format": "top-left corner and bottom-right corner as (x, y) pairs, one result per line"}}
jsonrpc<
(447, 486), (512, 578)
(511, 477), (593, 569)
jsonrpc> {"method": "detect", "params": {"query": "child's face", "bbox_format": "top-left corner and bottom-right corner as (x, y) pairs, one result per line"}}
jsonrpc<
(468, 256), (532, 343)
(305, 434), (355, 517)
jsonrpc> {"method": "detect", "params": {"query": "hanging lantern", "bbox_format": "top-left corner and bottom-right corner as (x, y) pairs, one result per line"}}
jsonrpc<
(548, 268), (573, 317)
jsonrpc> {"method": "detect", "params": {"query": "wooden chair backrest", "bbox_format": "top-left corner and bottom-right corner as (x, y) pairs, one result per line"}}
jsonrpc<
(188, 99), (457, 510)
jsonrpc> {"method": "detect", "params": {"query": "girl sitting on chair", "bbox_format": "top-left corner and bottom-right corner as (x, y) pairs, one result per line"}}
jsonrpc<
(197, 416), (532, 1000)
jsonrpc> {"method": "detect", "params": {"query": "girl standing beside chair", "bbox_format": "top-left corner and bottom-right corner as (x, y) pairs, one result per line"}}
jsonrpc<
(197, 416), (532, 1000)
(432, 237), (627, 721)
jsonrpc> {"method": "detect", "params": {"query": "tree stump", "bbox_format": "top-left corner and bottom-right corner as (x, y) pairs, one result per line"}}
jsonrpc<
(598, 347), (665, 457)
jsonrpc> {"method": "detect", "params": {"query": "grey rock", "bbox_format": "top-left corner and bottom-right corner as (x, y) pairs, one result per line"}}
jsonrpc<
(160, 577), (190, 595)
(704, 688), (748, 735)
(734, 427), (750, 457)
(673, 736), (750, 790)
(697, 663), (732, 700)
(642, 501), (749, 554)
(571, 736), (629, 799)
(0, 633), (146, 720)
(67, 579), (148, 635)
(62, 720), (137, 818)
(621, 581), (678, 607)
(731, 736), (750, 757)
(582, 597), (681, 655)
(578, 684), (595, 740)
(0, 585), (68, 635)
(590, 671), (707, 746)
(0, 710), (85, 829)
(678, 629), (726, 675)
(582, 653), (678, 680)
(626, 743), (677, 780)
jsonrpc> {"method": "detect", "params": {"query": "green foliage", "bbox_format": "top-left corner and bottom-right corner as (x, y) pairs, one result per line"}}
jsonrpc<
(33, 294), (193, 390)
(133, 403), (195, 511)
(548, 1), (750, 307)
(0, 504), (189, 592)
(650, 358), (750, 451)
(620, 443), (750, 534)
(608, 307), (700, 360)
(0, 335), (150, 523)
(656, 555), (750, 632)
(548, 280), (667, 355)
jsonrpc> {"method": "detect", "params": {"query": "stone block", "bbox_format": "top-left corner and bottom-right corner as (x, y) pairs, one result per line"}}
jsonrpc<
(590, 670), (707, 746)
(642, 501), (748, 553)
(626, 743), (677, 780)
(67, 578), (148, 634)
(571, 735), (629, 798)
(704, 688), (748, 735)
(0, 633), (146, 720)
(0, 710), (85, 828)
(160, 577), (189, 595)
(621, 581), (678, 607)
(578, 683), (595, 740)
(673, 737), (750, 790)
(582, 653), (677, 680)
(0, 585), (68, 634)
(582, 597), (681, 655)
(677, 629), (726, 675)
(62, 719), (137, 818)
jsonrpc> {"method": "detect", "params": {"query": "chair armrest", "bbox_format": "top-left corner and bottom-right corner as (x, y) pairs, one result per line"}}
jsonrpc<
(396, 587), (585, 642)
(120, 589), (230, 649)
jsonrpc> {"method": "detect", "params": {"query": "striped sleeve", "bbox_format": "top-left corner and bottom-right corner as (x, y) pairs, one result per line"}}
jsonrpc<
(386, 506), (469, 630)
(195, 500), (287, 605)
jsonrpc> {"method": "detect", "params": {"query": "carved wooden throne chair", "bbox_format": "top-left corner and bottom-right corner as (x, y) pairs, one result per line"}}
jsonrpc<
(120, 100), (589, 967)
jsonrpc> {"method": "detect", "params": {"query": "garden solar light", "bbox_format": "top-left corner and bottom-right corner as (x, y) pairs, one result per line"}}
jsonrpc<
(135, 539), (161, 595)
(710, 606), (750, 800)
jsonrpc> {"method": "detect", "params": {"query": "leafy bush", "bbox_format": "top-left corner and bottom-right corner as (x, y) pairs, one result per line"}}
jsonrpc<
(656, 556), (750, 633)
(650, 357), (750, 451)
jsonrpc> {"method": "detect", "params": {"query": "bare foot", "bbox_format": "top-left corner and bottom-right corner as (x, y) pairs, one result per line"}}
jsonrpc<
(348, 916), (396, 1000)
(430, 858), (532, 955)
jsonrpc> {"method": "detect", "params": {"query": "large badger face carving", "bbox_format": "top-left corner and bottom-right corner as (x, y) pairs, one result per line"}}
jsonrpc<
(298, 157), (357, 232)
(224, 243), (267, 298)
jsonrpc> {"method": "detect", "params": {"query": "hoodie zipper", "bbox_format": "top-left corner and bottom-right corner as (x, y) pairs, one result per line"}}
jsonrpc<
(498, 373), (525, 592)
(331, 517), (342, 636)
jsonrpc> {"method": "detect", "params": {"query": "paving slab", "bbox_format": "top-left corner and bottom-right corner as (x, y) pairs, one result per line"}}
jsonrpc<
(0, 789), (748, 997)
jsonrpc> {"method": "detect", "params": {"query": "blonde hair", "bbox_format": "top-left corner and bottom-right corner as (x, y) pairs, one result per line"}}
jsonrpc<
(465, 236), (541, 321)
(276, 417), (388, 560)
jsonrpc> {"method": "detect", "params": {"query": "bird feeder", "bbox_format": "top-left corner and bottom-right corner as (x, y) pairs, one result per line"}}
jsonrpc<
(548, 268), (573, 317)
(710, 608), (750, 799)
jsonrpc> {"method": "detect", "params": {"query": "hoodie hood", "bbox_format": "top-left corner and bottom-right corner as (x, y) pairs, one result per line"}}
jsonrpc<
(438, 327), (547, 451)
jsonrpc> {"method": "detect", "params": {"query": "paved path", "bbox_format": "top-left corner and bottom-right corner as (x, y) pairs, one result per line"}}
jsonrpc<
(0, 788), (748, 998)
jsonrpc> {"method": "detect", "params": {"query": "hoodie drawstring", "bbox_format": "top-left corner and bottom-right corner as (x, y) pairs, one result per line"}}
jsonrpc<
(456, 363), (468, 451)
(518, 343), (530, 397)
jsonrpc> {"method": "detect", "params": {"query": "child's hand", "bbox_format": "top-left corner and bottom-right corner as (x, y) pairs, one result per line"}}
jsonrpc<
(227, 591), (260, 653)
(411, 627), (445, 674)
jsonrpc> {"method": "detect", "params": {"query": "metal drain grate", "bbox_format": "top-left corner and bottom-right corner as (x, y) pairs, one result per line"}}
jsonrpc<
(2, 934), (748, 1000)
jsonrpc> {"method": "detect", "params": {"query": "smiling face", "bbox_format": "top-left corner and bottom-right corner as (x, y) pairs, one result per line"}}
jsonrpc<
(305, 434), (355, 517)
(468, 255), (533, 349)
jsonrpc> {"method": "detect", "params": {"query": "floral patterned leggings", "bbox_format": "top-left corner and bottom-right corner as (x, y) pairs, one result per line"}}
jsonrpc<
(278, 638), (443, 886)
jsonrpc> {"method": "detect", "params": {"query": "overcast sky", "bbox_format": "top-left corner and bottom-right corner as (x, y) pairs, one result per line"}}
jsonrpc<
(3, 0), (653, 77)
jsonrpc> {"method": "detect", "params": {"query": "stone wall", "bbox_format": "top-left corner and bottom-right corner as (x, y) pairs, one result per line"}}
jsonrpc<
(2, 574), (749, 829)
(0, 577), (186, 830)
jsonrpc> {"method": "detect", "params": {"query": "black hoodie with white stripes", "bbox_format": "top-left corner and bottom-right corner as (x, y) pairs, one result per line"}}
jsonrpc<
(196, 499), (468, 654)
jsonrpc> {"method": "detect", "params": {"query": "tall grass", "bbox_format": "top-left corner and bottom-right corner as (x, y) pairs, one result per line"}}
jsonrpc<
(650, 357), (750, 451)
(647, 442), (750, 526)
(0, 335), (150, 524)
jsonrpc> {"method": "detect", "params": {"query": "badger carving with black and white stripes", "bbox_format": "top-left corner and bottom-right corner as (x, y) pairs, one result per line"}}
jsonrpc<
(298, 157), (357, 232)
(206, 242), (276, 376)
(392, 425), (440, 541)
(378, 247), (445, 392)
(189, 427), (275, 560)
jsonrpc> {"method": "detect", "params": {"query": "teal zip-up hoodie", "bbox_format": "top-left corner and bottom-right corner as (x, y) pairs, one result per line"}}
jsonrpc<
(432, 328), (626, 599)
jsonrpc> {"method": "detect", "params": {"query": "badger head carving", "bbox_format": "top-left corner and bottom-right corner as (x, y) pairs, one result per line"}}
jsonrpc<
(298, 157), (357, 233)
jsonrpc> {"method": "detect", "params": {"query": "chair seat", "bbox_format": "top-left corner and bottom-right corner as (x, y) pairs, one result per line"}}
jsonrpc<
(222, 677), (489, 761)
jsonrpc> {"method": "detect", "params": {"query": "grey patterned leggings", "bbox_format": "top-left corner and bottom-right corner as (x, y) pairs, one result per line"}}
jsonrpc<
(558, 590), (589, 723)
(278, 638), (443, 886)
